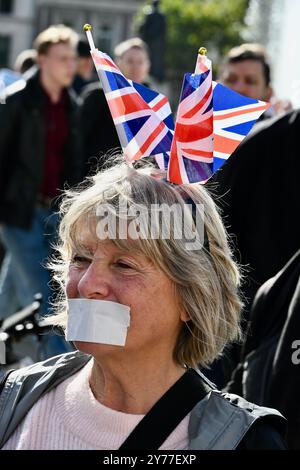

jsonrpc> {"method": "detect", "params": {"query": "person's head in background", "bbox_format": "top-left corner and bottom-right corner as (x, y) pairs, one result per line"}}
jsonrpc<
(220, 43), (272, 102)
(34, 24), (78, 91)
(14, 49), (37, 75)
(114, 37), (150, 84)
(76, 37), (94, 81)
(72, 37), (94, 95)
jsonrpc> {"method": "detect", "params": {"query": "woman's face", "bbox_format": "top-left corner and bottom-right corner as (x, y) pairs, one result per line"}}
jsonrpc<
(66, 231), (187, 360)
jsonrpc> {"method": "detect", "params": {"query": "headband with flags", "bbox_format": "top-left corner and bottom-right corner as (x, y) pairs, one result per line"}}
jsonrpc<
(90, 48), (174, 171)
(84, 25), (270, 185)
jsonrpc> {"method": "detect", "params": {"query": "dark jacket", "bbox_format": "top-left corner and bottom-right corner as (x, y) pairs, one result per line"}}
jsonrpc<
(203, 110), (300, 389)
(0, 71), (83, 229)
(0, 351), (287, 449)
(209, 109), (300, 312)
(80, 82), (120, 175)
(227, 249), (300, 449)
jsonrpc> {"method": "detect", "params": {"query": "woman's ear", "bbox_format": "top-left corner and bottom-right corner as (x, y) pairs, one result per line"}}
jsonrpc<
(180, 310), (190, 322)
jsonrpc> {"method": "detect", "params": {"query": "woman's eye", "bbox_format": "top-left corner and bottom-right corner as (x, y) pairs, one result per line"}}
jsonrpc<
(115, 261), (134, 270)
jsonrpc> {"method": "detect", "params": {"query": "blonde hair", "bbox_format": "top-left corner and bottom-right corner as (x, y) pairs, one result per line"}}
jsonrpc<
(49, 159), (242, 368)
(34, 24), (78, 55)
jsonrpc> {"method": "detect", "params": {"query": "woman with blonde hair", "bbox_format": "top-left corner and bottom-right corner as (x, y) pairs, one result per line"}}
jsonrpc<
(0, 160), (286, 450)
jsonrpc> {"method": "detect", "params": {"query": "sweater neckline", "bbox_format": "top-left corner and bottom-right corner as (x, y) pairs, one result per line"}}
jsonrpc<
(54, 358), (189, 449)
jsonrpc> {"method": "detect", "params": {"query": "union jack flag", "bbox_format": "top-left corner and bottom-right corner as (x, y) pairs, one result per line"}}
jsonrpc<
(91, 50), (174, 167)
(212, 82), (270, 172)
(168, 54), (214, 184)
(89, 44), (269, 185)
(167, 53), (270, 184)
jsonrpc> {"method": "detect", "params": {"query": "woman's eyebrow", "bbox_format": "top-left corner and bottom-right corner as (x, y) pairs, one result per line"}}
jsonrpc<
(72, 243), (95, 256)
(112, 249), (148, 263)
(113, 250), (140, 260)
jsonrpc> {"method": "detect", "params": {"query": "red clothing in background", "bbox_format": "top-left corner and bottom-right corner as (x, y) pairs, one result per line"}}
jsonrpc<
(40, 89), (69, 198)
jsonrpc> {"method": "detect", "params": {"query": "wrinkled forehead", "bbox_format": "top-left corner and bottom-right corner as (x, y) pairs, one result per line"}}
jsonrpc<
(69, 208), (151, 258)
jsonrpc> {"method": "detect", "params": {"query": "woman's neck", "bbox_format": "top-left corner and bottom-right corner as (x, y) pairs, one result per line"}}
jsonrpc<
(89, 355), (186, 415)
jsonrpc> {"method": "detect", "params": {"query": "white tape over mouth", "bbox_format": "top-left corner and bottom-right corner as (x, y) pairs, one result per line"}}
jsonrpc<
(66, 299), (130, 346)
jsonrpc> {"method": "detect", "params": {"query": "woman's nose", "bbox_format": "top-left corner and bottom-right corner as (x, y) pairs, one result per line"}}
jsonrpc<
(77, 262), (112, 300)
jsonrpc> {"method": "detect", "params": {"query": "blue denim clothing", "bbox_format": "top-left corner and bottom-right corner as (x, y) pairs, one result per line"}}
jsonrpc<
(0, 253), (30, 319)
(0, 206), (72, 358)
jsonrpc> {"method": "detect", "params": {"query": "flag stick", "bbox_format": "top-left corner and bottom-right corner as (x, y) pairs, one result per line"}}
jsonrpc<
(195, 47), (207, 74)
(83, 24), (96, 51)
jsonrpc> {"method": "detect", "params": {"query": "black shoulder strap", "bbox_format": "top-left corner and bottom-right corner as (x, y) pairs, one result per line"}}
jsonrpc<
(119, 368), (212, 450)
(0, 368), (15, 394)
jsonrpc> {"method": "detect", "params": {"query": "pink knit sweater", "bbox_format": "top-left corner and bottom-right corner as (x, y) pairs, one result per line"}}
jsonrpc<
(3, 360), (189, 450)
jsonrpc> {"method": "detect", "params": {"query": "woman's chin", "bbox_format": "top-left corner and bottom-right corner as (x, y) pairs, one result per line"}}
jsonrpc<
(74, 341), (125, 356)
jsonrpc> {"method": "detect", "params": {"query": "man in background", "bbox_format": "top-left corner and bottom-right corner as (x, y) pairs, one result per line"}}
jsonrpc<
(114, 37), (150, 86)
(0, 25), (83, 357)
(219, 43), (292, 116)
(220, 43), (272, 102)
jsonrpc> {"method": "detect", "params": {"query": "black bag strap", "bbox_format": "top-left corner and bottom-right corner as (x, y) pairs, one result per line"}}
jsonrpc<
(119, 368), (212, 450)
(0, 368), (15, 394)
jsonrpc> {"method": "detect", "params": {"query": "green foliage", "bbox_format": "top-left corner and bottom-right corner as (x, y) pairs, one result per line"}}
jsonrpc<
(136, 0), (249, 78)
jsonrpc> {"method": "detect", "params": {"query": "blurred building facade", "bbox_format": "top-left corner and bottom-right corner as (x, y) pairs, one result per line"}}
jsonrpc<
(0, 0), (35, 68)
(0, 0), (143, 68)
